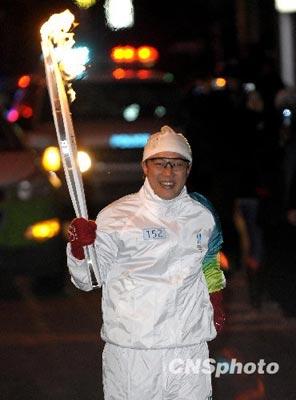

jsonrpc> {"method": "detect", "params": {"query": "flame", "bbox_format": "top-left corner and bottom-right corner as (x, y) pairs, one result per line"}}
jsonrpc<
(40, 10), (88, 98)
(40, 10), (75, 44)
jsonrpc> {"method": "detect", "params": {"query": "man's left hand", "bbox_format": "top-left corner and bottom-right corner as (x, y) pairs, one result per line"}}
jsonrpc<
(210, 291), (226, 334)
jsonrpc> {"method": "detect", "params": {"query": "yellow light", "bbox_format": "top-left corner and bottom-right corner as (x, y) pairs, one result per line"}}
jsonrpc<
(111, 46), (136, 63)
(137, 46), (159, 64)
(48, 171), (62, 188)
(25, 218), (61, 241)
(77, 150), (92, 173)
(123, 46), (135, 62)
(215, 78), (226, 88)
(74, 0), (97, 9)
(42, 146), (61, 172)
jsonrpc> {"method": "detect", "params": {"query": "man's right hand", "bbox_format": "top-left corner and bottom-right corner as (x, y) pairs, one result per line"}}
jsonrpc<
(68, 218), (97, 260)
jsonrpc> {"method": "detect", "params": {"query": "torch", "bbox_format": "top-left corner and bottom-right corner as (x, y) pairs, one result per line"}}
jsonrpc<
(40, 10), (101, 288)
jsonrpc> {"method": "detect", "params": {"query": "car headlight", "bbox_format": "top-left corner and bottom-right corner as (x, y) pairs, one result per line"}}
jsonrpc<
(42, 146), (92, 174)
(25, 218), (61, 241)
(77, 150), (92, 173)
(42, 146), (61, 172)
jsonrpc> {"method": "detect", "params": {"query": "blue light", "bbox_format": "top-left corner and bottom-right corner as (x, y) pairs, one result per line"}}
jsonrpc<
(109, 133), (150, 149)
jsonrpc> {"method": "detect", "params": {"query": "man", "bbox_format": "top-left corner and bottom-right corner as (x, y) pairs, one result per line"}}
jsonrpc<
(67, 125), (226, 399)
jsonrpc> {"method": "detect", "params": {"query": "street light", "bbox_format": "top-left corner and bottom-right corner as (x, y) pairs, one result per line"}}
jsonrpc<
(104, 0), (134, 29)
(275, 1), (296, 86)
(275, 0), (296, 13)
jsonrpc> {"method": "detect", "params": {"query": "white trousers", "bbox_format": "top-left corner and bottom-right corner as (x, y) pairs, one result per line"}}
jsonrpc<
(102, 342), (212, 400)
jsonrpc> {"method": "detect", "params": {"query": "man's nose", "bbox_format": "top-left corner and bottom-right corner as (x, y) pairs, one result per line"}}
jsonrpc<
(162, 164), (174, 175)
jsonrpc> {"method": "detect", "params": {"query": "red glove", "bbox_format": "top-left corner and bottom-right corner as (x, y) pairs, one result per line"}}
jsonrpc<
(210, 291), (226, 334)
(68, 218), (97, 260)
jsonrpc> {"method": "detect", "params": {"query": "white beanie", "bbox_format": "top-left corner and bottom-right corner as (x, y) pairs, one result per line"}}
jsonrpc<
(142, 125), (192, 162)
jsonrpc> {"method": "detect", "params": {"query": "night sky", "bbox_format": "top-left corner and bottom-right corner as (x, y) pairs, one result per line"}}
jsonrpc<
(1, 1), (240, 76)
(0, 0), (278, 82)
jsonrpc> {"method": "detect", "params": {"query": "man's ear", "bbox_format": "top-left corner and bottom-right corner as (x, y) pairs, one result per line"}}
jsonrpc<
(187, 163), (192, 177)
(142, 161), (148, 176)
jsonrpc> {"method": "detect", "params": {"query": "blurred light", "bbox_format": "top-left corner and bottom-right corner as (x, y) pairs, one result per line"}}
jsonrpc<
(219, 251), (230, 271)
(112, 68), (126, 79)
(213, 77), (227, 89)
(283, 108), (292, 117)
(123, 104), (140, 121)
(244, 82), (256, 92)
(74, 0), (96, 9)
(111, 46), (136, 63)
(137, 69), (152, 79)
(48, 171), (62, 188)
(6, 109), (19, 123)
(112, 68), (137, 79)
(137, 46), (159, 64)
(59, 46), (89, 79)
(18, 75), (31, 89)
(40, 9), (74, 39)
(21, 105), (33, 119)
(77, 150), (92, 173)
(42, 146), (61, 172)
(17, 180), (32, 201)
(111, 46), (159, 66)
(25, 218), (61, 241)
(275, 0), (296, 13)
(163, 73), (175, 83)
(104, 0), (134, 30)
(109, 133), (150, 149)
(154, 106), (166, 118)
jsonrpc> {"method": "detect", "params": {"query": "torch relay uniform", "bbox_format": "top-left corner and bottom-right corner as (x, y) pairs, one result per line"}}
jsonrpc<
(67, 178), (225, 400)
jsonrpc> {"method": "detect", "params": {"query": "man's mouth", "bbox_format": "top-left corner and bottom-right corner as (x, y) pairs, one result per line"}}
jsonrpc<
(159, 181), (175, 189)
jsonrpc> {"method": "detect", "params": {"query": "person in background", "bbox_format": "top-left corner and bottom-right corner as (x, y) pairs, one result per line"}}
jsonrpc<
(67, 125), (226, 400)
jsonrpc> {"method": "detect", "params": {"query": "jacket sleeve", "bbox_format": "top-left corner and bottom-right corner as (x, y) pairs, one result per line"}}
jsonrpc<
(190, 192), (226, 293)
(67, 227), (118, 291)
(202, 221), (226, 293)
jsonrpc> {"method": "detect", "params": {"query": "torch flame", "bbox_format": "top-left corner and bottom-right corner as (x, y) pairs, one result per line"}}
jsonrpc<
(40, 10), (88, 94)
(40, 10), (75, 43)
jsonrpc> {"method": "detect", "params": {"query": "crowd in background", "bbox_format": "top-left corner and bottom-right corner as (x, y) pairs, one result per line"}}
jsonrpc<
(178, 62), (296, 316)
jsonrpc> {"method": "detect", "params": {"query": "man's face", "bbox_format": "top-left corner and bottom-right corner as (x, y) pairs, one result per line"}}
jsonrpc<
(142, 151), (191, 200)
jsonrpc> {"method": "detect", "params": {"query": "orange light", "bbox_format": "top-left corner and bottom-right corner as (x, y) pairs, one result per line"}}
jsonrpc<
(21, 105), (33, 119)
(137, 69), (152, 79)
(219, 251), (230, 270)
(18, 75), (31, 89)
(215, 77), (226, 88)
(112, 68), (136, 80)
(112, 68), (126, 79)
(137, 46), (159, 64)
(125, 69), (136, 78)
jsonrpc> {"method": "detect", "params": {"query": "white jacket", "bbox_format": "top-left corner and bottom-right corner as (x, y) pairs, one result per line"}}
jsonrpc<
(67, 178), (224, 349)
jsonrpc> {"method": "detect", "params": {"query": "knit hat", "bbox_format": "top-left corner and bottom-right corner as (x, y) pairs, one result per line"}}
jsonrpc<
(142, 126), (192, 162)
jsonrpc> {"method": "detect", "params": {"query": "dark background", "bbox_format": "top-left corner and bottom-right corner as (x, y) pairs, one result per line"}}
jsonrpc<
(0, 0), (280, 83)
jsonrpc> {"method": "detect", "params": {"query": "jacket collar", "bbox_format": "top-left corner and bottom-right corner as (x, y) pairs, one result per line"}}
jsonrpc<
(139, 178), (188, 217)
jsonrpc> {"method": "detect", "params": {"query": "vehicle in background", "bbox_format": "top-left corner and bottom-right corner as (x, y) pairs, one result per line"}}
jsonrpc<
(0, 114), (67, 299)
(7, 45), (183, 215)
